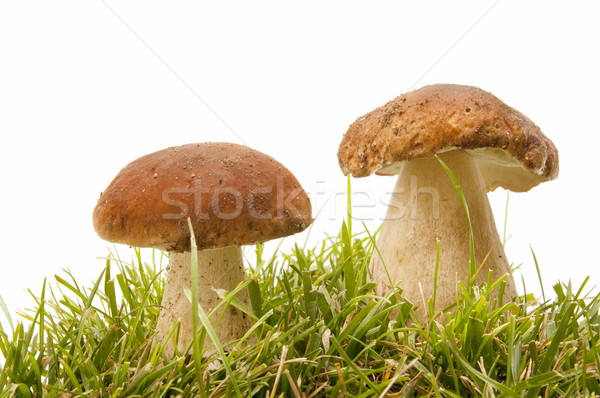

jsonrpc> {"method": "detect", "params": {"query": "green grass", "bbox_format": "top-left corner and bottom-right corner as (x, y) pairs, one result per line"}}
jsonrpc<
(1, 225), (599, 397)
(1, 168), (599, 396)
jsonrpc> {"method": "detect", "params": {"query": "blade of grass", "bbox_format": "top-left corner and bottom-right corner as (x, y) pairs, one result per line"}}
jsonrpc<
(187, 218), (207, 397)
(436, 156), (476, 285)
(346, 174), (352, 235)
(428, 239), (441, 319)
(0, 295), (14, 334)
(503, 192), (510, 248)
(248, 278), (263, 318)
(184, 287), (241, 397)
(530, 246), (546, 303)
(444, 330), (519, 397)
(104, 259), (119, 318)
(330, 335), (380, 394)
(525, 302), (577, 398)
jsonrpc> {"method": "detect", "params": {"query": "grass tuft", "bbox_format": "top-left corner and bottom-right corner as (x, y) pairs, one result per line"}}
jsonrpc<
(1, 176), (599, 396)
(0, 226), (599, 396)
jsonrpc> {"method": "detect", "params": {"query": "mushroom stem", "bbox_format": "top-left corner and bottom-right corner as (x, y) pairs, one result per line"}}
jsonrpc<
(370, 150), (517, 317)
(156, 246), (252, 355)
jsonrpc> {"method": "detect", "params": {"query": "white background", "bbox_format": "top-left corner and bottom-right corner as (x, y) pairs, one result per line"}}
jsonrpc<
(1, 1), (598, 321)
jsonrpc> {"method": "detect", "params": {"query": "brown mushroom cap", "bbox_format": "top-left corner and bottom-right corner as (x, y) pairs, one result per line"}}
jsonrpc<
(337, 84), (559, 192)
(93, 142), (313, 252)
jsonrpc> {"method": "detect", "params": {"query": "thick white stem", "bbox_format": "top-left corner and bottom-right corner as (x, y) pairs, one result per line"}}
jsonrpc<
(156, 246), (252, 355)
(370, 150), (517, 317)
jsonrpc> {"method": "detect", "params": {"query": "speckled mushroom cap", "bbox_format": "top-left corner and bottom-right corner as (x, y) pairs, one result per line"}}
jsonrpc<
(93, 142), (313, 252)
(337, 84), (559, 192)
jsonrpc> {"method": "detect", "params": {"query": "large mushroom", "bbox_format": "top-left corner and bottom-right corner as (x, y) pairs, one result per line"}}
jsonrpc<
(337, 84), (558, 317)
(93, 142), (312, 354)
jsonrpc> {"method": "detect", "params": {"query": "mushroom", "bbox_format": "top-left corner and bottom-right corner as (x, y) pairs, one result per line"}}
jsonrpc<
(337, 84), (558, 317)
(93, 142), (312, 354)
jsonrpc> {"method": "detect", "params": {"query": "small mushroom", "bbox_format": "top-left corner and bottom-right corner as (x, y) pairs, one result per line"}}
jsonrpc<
(93, 142), (312, 354)
(337, 84), (559, 317)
